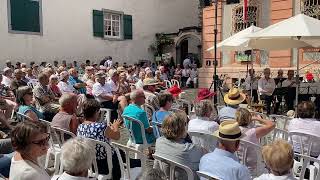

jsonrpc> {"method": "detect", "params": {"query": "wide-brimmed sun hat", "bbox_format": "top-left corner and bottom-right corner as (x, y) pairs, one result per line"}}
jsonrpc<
(117, 66), (126, 73)
(213, 120), (245, 141)
(167, 85), (182, 98)
(143, 78), (158, 86)
(196, 88), (216, 102)
(224, 88), (246, 105)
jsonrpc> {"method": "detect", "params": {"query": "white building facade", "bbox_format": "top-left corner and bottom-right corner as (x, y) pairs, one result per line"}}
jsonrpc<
(0, 0), (199, 67)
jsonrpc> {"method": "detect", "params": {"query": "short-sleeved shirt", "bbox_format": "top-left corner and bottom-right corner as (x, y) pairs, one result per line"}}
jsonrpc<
(57, 81), (76, 94)
(199, 148), (251, 180)
(18, 105), (44, 120)
(92, 82), (112, 103)
(10, 158), (50, 180)
(51, 112), (74, 131)
(218, 106), (238, 122)
(258, 77), (275, 96)
(123, 104), (155, 144)
(77, 122), (110, 160)
(68, 76), (86, 94)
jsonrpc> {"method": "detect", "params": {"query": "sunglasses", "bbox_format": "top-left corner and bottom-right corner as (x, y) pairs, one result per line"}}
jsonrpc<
(31, 134), (50, 146)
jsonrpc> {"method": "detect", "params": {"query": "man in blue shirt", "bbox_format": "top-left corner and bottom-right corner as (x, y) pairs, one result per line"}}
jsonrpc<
(68, 68), (87, 94)
(199, 120), (251, 180)
(123, 89), (155, 145)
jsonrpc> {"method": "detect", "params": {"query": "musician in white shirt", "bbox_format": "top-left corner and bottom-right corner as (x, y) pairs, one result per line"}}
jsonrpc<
(282, 70), (296, 110)
(258, 68), (275, 114)
(244, 69), (258, 103)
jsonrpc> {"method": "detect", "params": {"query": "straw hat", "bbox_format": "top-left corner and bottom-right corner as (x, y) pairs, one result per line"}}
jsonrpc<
(196, 88), (216, 102)
(143, 78), (158, 86)
(213, 120), (244, 141)
(224, 88), (246, 105)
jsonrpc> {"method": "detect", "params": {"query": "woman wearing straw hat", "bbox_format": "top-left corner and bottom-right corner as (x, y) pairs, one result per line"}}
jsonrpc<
(218, 88), (246, 123)
(199, 120), (251, 180)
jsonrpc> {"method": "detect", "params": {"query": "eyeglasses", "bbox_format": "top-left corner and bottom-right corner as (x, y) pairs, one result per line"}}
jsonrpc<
(31, 134), (50, 146)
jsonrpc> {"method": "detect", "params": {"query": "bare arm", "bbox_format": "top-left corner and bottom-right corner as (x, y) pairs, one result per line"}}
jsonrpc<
(25, 111), (39, 122)
(104, 120), (121, 140)
(253, 116), (275, 139)
(69, 116), (80, 134)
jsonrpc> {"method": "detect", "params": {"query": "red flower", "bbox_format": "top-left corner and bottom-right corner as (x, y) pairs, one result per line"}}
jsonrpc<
(306, 72), (314, 81)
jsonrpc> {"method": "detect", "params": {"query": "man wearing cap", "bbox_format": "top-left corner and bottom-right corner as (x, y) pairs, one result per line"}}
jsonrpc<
(1, 68), (13, 87)
(92, 72), (119, 122)
(258, 68), (275, 114)
(218, 88), (246, 123)
(143, 78), (160, 110)
(199, 120), (251, 180)
(81, 66), (95, 82)
(68, 68), (87, 94)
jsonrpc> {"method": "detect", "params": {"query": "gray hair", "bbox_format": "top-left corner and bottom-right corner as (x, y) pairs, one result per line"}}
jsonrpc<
(59, 93), (77, 108)
(195, 100), (213, 117)
(61, 137), (95, 174)
(130, 89), (144, 101)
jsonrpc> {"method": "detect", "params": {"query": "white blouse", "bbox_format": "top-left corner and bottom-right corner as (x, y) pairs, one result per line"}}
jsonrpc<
(9, 157), (50, 180)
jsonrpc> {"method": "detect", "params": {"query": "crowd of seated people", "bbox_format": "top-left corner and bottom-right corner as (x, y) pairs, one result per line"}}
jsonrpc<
(0, 58), (319, 180)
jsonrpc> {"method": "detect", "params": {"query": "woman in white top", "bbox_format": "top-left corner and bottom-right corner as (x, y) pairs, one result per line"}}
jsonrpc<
(236, 108), (275, 174)
(51, 137), (96, 180)
(10, 121), (50, 180)
(287, 101), (320, 157)
(188, 100), (219, 152)
(254, 140), (295, 180)
(58, 71), (77, 94)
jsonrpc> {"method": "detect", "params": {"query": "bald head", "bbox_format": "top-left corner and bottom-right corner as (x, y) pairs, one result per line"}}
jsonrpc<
(130, 90), (145, 106)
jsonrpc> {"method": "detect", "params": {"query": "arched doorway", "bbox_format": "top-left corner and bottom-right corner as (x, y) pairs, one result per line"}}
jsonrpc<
(175, 31), (202, 67)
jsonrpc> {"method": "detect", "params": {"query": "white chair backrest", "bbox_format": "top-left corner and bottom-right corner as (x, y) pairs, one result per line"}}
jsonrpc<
(251, 111), (268, 120)
(272, 127), (289, 142)
(39, 119), (52, 133)
(289, 131), (319, 156)
(99, 108), (112, 124)
(164, 80), (172, 89)
(142, 103), (155, 122)
(111, 142), (146, 180)
(268, 114), (291, 130)
(85, 138), (113, 180)
(295, 153), (320, 180)
(153, 154), (195, 180)
(176, 99), (192, 115)
(122, 115), (148, 145)
(16, 112), (33, 122)
(188, 131), (218, 152)
(51, 126), (76, 147)
(238, 139), (263, 177)
(171, 79), (180, 88)
(196, 171), (220, 180)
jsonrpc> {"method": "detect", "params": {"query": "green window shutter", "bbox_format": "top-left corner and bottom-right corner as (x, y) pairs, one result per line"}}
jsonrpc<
(123, 14), (132, 40)
(93, 10), (104, 38)
(10, 0), (40, 32)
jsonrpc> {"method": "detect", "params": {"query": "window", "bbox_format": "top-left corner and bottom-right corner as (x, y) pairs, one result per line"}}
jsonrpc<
(8, 0), (42, 34)
(93, 9), (132, 40)
(104, 13), (121, 38)
(301, 0), (320, 20)
(232, 0), (259, 33)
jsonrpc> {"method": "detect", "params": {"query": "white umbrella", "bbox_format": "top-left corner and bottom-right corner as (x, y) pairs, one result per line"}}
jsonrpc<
(207, 25), (262, 51)
(249, 13), (320, 111)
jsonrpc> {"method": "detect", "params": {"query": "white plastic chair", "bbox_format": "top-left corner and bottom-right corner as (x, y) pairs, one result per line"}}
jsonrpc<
(164, 80), (172, 89)
(196, 171), (220, 180)
(153, 154), (195, 180)
(171, 79), (180, 88)
(289, 131), (320, 177)
(46, 127), (76, 175)
(237, 139), (264, 177)
(268, 114), (291, 130)
(142, 103), (155, 122)
(16, 112), (33, 122)
(188, 131), (218, 152)
(295, 153), (320, 180)
(111, 142), (146, 180)
(272, 127), (289, 142)
(85, 138), (113, 180)
(99, 108), (112, 124)
(122, 115), (151, 158)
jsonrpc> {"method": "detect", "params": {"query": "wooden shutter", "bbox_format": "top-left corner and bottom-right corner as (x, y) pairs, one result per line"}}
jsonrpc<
(123, 14), (132, 40)
(93, 10), (104, 38)
(10, 0), (40, 32)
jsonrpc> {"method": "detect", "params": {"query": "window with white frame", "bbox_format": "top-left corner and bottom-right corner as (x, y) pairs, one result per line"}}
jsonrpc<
(301, 0), (320, 20)
(104, 12), (121, 38)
